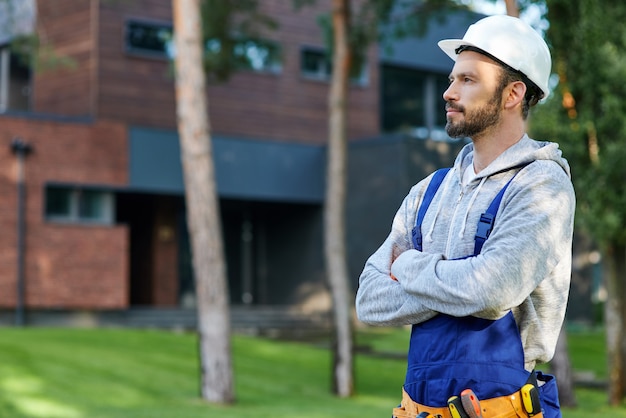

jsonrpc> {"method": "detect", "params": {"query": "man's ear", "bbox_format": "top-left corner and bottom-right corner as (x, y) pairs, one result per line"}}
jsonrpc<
(504, 81), (527, 109)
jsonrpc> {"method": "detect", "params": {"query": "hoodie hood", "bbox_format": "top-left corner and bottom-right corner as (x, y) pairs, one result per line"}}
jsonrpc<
(454, 134), (572, 182)
(435, 135), (572, 245)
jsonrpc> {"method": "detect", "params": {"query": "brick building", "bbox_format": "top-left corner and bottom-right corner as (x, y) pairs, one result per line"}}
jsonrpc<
(0, 0), (477, 324)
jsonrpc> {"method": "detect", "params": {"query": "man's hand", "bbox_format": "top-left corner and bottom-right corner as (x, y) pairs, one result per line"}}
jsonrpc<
(390, 244), (405, 281)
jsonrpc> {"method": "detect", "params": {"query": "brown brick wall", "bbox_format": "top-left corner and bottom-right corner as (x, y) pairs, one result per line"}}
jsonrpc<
(32, 0), (380, 143)
(206, 0), (380, 144)
(92, 0), (379, 144)
(0, 115), (129, 309)
(32, 0), (97, 117)
(97, 0), (178, 128)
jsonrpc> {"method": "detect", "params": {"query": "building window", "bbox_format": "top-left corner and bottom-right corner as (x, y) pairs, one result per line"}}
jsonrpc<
(125, 20), (173, 58)
(0, 43), (32, 112)
(381, 65), (450, 140)
(300, 47), (367, 85)
(125, 19), (283, 74)
(301, 48), (331, 80)
(45, 186), (115, 225)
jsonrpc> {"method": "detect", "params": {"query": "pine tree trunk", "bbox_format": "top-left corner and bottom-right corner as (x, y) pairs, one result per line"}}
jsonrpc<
(604, 244), (626, 405)
(504, 0), (520, 17)
(325, 0), (354, 398)
(172, 0), (234, 404)
(550, 326), (577, 407)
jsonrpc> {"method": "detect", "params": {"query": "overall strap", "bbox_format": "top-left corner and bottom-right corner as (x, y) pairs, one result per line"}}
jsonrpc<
(411, 168), (451, 250)
(411, 164), (529, 255)
(473, 165), (529, 255)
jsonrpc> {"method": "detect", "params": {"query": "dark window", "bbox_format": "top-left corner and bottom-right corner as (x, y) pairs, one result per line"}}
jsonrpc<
(301, 48), (331, 80)
(0, 44), (32, 112)
(79, 190), (109, 221)
(45, 187), (73, 217)
(45, 186), (114, 225)
(382, 65), (426, 131)
(381, 65), (449, 137)
(125, 20), (173, 57)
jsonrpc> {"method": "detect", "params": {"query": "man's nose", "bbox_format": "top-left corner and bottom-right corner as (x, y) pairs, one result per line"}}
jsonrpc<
(443, 82), (457, 102)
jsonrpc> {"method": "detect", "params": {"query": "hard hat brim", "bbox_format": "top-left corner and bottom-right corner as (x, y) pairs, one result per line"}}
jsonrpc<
(438, 39), (477, 62)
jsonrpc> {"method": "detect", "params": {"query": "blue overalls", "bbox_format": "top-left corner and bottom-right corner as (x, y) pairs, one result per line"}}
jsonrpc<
(404, 167), (561, 418)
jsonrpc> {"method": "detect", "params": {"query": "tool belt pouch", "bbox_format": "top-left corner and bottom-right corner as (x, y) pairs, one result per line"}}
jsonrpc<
(535, 372), (561, 418)
(392, 389), (450, 418)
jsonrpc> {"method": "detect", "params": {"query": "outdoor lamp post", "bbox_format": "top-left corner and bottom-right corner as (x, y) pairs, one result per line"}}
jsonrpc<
(11, 137), (32, 326)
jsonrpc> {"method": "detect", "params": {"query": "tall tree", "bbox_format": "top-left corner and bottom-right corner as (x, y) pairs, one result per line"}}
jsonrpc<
(318, 0), (400, 396)
(530, 0), (626, 405)
(325, 0), (353, 398)
(172, 0), (234, 404)
(171, 0), (276, 404)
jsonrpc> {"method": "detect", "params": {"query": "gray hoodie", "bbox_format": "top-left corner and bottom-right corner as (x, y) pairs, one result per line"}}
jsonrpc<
(356, 135), (575, 370)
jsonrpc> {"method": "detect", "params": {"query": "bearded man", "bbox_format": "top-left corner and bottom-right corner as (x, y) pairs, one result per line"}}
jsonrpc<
(356, 15), (575, 418)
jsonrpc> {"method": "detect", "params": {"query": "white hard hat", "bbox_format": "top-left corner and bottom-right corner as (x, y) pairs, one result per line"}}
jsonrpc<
(438, 15), (551, 99)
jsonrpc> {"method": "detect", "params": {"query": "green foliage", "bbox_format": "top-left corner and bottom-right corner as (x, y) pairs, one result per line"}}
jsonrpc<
(1, 0), (75, 74)
(9, 34), (76, 73)
(387, 0), (468, 38)
(200, 0), (278, 82)
(197, 0), (477, 87)
(313, 0), (396, 80)
(310, 0), (467, 81)
(529, 0), (626, 247)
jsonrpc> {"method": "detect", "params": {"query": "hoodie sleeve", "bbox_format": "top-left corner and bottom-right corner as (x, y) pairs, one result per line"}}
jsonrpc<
(390, 161), (575, 320)
(355, 179), (439, 326)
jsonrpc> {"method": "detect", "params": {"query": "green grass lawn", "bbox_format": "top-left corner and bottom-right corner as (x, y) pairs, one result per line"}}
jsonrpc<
(0, 325), (623, 417)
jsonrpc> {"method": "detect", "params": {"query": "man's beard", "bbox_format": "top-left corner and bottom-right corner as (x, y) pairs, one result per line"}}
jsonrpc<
(445, 93), (502, 139)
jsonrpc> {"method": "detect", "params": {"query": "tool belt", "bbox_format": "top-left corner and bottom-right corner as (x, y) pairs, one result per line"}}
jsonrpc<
(392, 387), (544, 418)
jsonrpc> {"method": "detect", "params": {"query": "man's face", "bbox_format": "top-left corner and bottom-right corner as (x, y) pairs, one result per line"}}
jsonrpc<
(443, 51), (506, 139)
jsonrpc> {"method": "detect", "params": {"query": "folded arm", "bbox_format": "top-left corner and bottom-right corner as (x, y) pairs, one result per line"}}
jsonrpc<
(390, 169), (575, 319)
